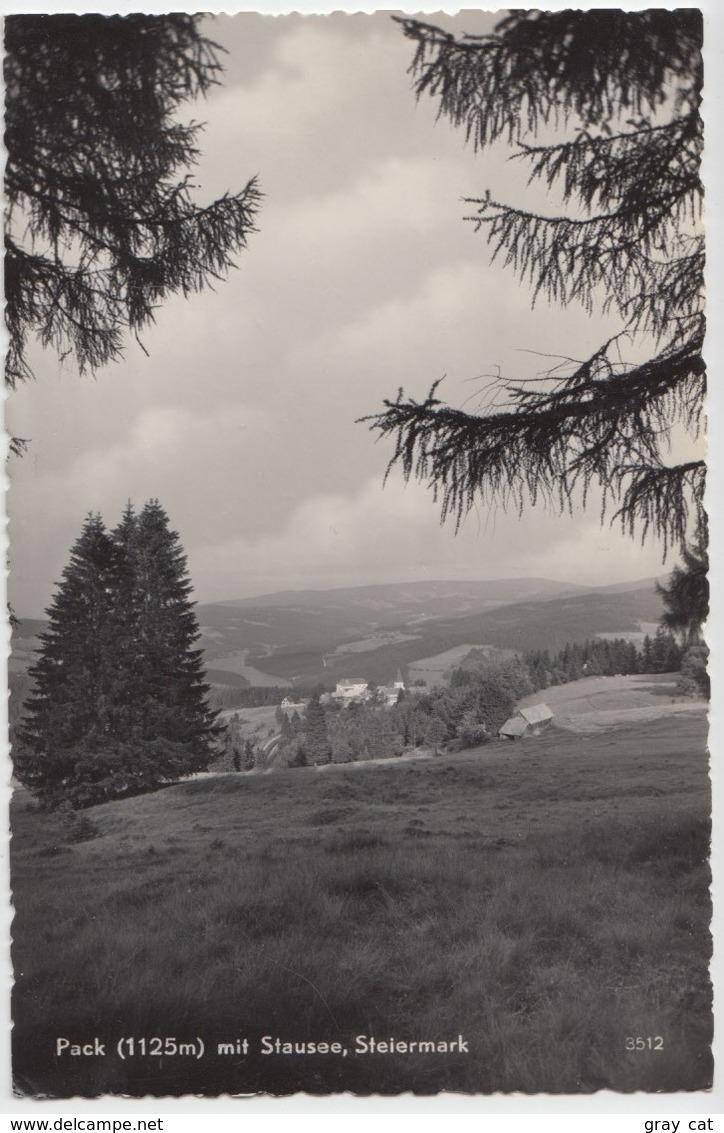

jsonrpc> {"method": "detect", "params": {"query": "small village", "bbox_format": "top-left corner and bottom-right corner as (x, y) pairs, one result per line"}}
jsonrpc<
(217, 666), (552, 772)
(210, 616), (702, 776)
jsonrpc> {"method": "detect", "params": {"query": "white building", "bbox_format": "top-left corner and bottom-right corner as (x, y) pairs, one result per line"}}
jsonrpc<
(333, 677), (371, 705)
(280, 696), (307, 714)
(332, 671), (406, 708)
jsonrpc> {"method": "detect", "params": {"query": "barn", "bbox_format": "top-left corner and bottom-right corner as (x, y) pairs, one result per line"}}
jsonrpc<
(520, 703), (554, 733)
(499, 703), (554, 740)
(498, 715), (530, 740)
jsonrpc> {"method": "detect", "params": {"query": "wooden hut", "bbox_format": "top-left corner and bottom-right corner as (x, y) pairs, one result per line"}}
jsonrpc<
(499, 703), (554, 740)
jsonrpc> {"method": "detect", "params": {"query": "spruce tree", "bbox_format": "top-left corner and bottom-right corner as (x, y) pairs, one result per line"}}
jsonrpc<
(649, 627), (682, 674)
(243, 738), (256, 771)
(16, 514), (121, 804)
(304, 692), (332, 765)
(115, 499), (219, 756)
(657, 522), (709, 644)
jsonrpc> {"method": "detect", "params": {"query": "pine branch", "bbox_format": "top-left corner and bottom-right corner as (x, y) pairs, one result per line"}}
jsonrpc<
(362, 330), (705, 550)
(515, 113), (702, 219)
(464, 192), (703, 338)
(4, 15), (263, 396)
(371, 11), (705, 555)
(394, 11), (702, 147)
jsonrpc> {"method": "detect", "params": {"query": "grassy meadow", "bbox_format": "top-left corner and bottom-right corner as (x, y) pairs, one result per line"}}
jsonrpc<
(11, 713), (712, 1097)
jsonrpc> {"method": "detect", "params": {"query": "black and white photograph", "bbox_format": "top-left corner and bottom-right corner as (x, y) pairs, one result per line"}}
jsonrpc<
(5, 6), (712, 1100)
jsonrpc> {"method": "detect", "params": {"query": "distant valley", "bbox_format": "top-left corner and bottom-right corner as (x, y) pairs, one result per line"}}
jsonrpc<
(11, 575), (665, 696)
(199, 576), (664, 690)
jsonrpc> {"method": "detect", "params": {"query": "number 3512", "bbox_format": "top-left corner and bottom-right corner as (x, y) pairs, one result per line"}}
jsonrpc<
(626, 1036), (664, 1051)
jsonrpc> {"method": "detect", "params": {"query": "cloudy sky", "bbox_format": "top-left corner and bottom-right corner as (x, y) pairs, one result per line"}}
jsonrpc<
(7, 10), (698, 617)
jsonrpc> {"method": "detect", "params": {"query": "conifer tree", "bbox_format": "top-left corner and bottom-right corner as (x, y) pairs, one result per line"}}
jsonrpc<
(16, 515), (121, 802)
(244, 738), (256, 771)
(289, 742), (308, 769)
(304, 692), (332, 765)
(280, 712), (292, 742)
(657, 523), (709, 644)
(657, 520), (708, 697)
(649, 627), (683, 674)
(115, 499), (219, 754)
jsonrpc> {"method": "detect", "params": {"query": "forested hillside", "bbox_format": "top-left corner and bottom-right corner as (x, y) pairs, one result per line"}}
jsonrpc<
(12, 577), (664, 696)
(223, 585), (664, 688)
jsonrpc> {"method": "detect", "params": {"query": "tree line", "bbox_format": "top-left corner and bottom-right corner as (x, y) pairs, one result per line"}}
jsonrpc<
(209, 686), (317, 711)
(522, 631), (682, 689)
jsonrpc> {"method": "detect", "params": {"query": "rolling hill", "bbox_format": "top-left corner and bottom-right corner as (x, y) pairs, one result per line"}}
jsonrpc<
(197, 579), (664, 689)
(196, 578), (586, 659)
(193, 577), (591, 689)
(11, 576), (665, 694)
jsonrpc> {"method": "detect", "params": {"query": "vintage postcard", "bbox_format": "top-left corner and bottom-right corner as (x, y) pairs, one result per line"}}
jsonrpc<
(5, 7), (712, 1100)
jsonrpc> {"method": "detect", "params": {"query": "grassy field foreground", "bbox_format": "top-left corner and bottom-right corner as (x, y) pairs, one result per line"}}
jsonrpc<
(11, 713), (712, 1097)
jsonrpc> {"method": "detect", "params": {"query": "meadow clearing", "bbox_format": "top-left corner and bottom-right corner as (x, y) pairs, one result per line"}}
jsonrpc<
(11, 711), (711, 1097)
(518, 673), (705, 733)
(406, 643), (512, 688)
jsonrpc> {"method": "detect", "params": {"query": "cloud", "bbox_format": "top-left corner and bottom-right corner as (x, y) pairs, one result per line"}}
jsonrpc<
(7, 12), (680, 617)
(187, 474), (668, 605)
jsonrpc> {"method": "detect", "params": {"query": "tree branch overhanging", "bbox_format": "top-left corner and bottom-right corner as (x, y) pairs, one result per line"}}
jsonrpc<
(362, 327), (705, 555)
(4, 14), (263, 398)
(367, 10), (705, 557)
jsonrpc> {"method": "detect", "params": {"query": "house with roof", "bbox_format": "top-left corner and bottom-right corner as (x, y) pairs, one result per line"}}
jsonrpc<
(280, 696), (308, 714)
(333, 677), (371, 705)
(499, 702), (554, 740)
(332, 671), (405, 708)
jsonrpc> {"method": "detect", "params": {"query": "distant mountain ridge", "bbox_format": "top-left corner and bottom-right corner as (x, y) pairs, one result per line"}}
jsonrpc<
(219, 577), (588, 610)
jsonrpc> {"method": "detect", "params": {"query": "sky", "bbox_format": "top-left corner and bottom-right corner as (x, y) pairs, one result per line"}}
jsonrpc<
(6, 9), (703, 617)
